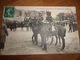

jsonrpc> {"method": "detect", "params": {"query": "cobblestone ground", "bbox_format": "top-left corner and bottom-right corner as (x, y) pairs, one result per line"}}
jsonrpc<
(1, 26), (80, 55)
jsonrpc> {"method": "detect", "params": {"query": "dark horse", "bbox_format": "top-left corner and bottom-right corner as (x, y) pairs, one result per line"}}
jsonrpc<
(53, 23), (66, 50)
(29, 20), (66, 51)
(29, 21), (52, 50)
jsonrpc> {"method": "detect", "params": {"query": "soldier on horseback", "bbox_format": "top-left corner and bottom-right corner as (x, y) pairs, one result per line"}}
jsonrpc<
(46, 11), (53, 23)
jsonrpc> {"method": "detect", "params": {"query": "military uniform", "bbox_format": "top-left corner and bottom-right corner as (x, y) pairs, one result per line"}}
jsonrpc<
(46, 16), (53, 23)
(46, 11), (53, 23)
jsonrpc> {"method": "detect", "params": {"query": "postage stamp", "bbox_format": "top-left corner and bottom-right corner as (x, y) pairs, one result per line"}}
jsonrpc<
(4, 6), (14, 18)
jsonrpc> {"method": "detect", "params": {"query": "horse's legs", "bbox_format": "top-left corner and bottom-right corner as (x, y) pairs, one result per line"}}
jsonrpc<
(42, 36), (47, 51)
(35, 34), (38, 45)
(32, 34), (35, 44)
(10, 27), (12, 31)
(40, 35), (43, 47)
(32, 34), (38, 45)
(58, 35), (61, 46)
(50, 36), (54, 45)
(55, 35), (58, 45)
(61, 36), (65, 50)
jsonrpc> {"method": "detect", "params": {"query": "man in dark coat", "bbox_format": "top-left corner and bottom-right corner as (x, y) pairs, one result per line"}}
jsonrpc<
(69, 21), (73, 32)
(0, 23), (8, 51)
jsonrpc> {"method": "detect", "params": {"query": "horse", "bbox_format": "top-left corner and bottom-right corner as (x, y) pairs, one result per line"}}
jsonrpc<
(29, 21), (42, 45)
(28, 20), (51, 49)
(54, 23), (66, 50)
(28, 18), (66, 50)
(41, 23), (66, 50)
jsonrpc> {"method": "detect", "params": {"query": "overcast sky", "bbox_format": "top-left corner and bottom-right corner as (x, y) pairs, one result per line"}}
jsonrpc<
(3, 6), (76, 21)
(15, 6), (76, 18)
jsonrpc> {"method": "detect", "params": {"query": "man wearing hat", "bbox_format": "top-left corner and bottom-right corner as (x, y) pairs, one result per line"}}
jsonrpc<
(46, 11), (53, 23)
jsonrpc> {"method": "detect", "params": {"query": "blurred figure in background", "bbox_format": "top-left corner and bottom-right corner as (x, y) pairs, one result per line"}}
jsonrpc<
(12, 21), (17, 31)
(0, 22), (8, 54)
(69, 20), (73, 32)
(20, 21), (24, 30)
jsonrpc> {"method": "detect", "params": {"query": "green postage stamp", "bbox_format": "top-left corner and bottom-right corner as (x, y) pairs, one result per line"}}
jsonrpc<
(4, 6), (14, 18)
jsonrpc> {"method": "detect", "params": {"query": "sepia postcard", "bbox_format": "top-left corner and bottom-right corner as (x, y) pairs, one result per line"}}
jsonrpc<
(0, 6), (80, 55)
